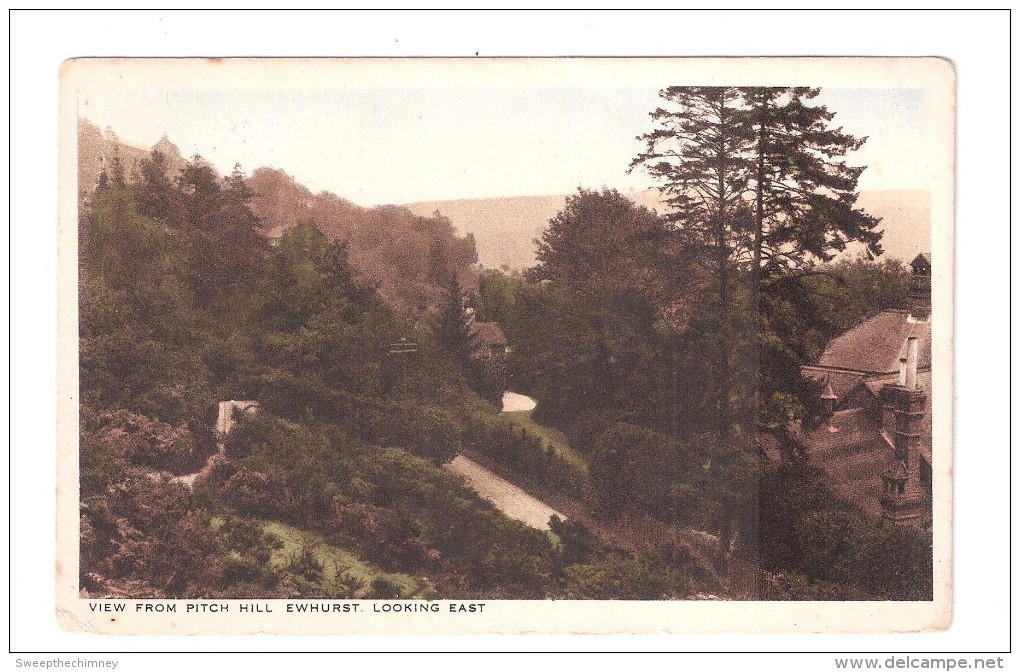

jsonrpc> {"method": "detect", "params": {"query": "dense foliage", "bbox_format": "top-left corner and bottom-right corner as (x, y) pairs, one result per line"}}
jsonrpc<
(78, 157), (693, 600)
(758, 460), (932, 600)
(78, 98), (927, 602)
(482, 186), (926, 599)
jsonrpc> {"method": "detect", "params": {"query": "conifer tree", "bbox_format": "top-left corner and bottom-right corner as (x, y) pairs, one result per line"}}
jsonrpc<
(437, 273), (476, 374)
(109, 150), (126, 189)
(739, 87), (883, 280)
(96, 164), (109, 192)
(631, 87), (753, 442)
(631, 86), (885, 562)
(632, 86), (884, 427)
(136, 149), (185, 229)
(633, 86), (882, 290)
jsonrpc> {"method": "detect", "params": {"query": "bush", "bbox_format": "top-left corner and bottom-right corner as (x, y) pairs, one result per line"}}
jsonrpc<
(221, 556), (283, 590)
(590, 422), (680, 516)
(79, 476), (225, 598)
(220, 468), (288, 517)
(369, 577), (404, 599)
(244, 374), (462, 464)
(329, 559), (367, 597)
(80, 428), (123, 496)
(463, 415), (587, 498)
(220, 517), (284, 564)
(549, 516), (604, 566)
(563, 553), (689, 600)
(286, 545), (325, 581)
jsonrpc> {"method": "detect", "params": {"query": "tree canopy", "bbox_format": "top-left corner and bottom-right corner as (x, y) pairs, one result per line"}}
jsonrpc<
(633, 87), (882, 278)
(631, 86), (885, 427)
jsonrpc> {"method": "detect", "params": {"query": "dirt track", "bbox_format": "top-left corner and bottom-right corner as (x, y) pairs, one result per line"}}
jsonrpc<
(501, 391), (537, 412)
(445, 454), (565, 530)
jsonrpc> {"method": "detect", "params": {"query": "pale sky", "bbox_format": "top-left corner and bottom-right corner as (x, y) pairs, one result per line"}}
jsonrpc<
(68, 59), (950, 207)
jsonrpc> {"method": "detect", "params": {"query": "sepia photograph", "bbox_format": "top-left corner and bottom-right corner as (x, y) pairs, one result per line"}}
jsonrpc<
(54, 56), (955, 635)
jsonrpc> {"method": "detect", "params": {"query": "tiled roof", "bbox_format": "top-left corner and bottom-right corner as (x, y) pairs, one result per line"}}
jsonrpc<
(863, 378), (895, 397)
(817, 310), (931, 375)
(794, 409), (895, 518)
(801, 367), (865, 404)
(790, 408), (880, 456)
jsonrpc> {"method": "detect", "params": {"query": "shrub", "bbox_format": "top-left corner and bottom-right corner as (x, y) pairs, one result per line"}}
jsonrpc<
(463, 415), (587, 497)
(286, 545), (325, 581)
(221, 556), (282, 590)
(590, 422), (680, 516)
(220, 517), (284, 564)
(562, 553), (689, 600)
(79, 475), (225, 598)
(91, 409), (213, 475)
(368, 577), (404, 599)
(220, 468), (287, 517)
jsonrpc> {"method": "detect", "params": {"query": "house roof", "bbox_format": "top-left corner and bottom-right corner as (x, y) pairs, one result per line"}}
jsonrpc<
(816, 310), (931, 375)
(788, 408), (881, 453)
(911, 252), (932, 267)
(864, 377), (897, 397)
(470, 321), (507, 347)
(787, 409), (897, 518)
(801, 367), (865, 403)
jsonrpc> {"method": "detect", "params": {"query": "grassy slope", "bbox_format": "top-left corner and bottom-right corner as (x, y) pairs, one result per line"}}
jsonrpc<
(501, 409), (588, 475)
(213, 517), (431, 599)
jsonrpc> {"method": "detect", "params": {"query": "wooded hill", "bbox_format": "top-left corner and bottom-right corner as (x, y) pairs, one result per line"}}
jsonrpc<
(76, 131), (698, 601)
(77, 120), (480, 320)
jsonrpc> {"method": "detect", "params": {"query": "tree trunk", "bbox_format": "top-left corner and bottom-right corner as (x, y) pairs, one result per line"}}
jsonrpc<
(753, 87), (767, 293)
(714, 92), (732, 446)
(751, 88), (768, 432)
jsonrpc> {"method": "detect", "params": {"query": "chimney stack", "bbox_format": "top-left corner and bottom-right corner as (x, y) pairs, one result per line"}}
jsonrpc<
(898, 357), (907, 386)
(905, 337), (919, 390)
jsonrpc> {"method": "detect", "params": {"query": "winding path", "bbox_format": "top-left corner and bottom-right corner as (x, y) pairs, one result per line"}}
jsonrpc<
(501, 391), (537, 413)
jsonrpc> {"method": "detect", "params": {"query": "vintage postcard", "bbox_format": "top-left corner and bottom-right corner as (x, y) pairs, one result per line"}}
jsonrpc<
(56, 57), (954, 635)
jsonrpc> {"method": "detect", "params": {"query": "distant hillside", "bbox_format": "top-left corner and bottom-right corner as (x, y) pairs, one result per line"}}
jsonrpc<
(405, 194), (573, 272)
(244, 168), (481, 318)
(77, 119), (187, 202)
(407, 189), (931, 271)
(77, 119), (931, 278)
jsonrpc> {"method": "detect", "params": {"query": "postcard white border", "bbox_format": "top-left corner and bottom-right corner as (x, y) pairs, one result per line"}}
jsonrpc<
(55, 56), (954, 637)
(8, 8), (1011, 657)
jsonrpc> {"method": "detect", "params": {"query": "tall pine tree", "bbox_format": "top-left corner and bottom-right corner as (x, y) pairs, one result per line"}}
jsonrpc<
(631, 87), (754, 443)
(632, 86), (884, 427)
(632, 86), (884, 564)
(740, 87), (883, 279)
(633, 87), (882, 295)
(437, 272), (476, 376)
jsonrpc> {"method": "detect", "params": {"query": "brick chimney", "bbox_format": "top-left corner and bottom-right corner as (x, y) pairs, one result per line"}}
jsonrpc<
(878, 337), (928, 526)
(905, 336), (919, 390)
